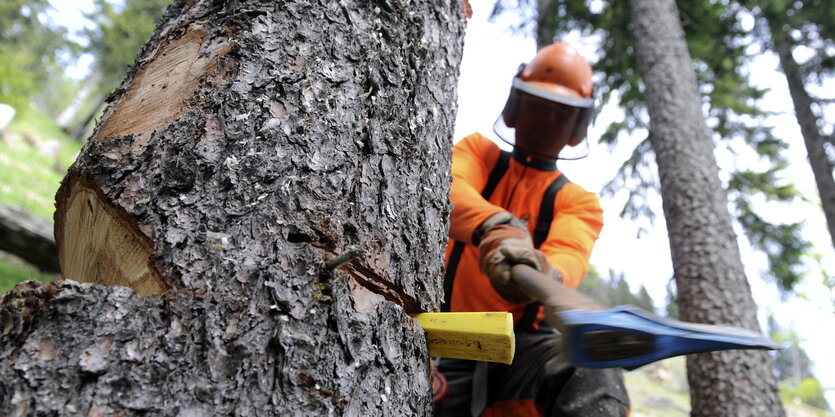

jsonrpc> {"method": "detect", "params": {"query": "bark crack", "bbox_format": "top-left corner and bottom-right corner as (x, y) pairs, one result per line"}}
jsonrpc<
(315, 244), (421, 313)
(340, 262), (421, 314)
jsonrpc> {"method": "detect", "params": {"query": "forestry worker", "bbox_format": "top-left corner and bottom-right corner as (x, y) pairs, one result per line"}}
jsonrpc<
(434, 41), (631, 417)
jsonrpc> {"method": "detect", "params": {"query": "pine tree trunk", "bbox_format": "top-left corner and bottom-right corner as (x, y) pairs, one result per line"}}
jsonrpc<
(627, 0), (785, 416)
(0, 203), (59, 273)
(535, 0), (558, 50)
(1, 0), (464, 415)
(772, 37), (835, 252)
(69, 94), (106, 141)
(56, 72), (103, 131)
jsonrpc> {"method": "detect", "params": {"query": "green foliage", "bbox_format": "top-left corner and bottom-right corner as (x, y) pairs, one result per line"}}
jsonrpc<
(0, 0), (72, 111)
(0, 103), (77, 295)
(0, 45), (36, 110)
(750, 0), (835, 161)
(730, 169), (810, 291)
(767, 315), (831, 410)
(578, 267), (657, 312)
(491, 0), (811, 292)
(750, 0), (835, 82)
(635, 285), (654, 313)
(810, 253), (835, 312)
(83, 0), (171, 91)
(36, 69), (85, 119)
(768, 316), (813, 381)
(600, 137), (657, 234)
(781, 378), (831, 411)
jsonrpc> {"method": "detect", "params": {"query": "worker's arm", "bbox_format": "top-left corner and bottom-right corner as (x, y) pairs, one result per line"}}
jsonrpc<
(448, 134), (506, 244)
(537, 184), (603, 289)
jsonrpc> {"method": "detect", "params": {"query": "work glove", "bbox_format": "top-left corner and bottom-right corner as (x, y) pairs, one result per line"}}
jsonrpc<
(476, 213), (557, 303)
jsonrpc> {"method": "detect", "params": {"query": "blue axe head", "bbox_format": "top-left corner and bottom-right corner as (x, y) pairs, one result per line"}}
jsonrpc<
(509, 264), (778, 370)
(553, 305), (779, 370)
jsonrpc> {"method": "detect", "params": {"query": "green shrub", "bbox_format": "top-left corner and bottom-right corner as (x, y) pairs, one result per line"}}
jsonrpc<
(781, 377), (830, 410)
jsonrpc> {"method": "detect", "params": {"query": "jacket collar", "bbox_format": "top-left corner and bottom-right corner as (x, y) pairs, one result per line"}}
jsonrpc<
(511, 149), (558, 171)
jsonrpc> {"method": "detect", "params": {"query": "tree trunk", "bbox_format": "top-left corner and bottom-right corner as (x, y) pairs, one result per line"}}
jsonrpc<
(1, 0), (464, 415)
(627, 1), (785, 416)
(0, 203), (59, 273)
(535, 0), (557, 50)
(56, 71), (103, 131)
(69, 94), (106, 142)
(772, 37), (835, 252)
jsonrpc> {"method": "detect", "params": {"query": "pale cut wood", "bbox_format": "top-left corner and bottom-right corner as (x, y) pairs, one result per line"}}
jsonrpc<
(94, 25), (231, 141)
(56, 23), (233, 295)
(55, 180), (165, 296)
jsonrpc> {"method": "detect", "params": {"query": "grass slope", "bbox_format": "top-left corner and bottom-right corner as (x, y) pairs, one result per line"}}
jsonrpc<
(0, 105), (81, 293)
(0, 106), (81, 219)
(0, 252), (57, 294)
(626, 357), (834, 417)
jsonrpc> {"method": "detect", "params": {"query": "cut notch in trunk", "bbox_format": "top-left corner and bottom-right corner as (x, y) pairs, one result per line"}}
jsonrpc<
(55, 177), (166, 296)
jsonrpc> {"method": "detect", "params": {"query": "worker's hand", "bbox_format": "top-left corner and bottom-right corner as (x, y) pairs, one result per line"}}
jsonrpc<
(478, 223), (539, 304)
(502, 246), (561, 284)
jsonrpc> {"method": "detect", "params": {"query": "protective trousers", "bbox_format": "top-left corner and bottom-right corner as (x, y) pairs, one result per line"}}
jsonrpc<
(434, 331), (629, 417)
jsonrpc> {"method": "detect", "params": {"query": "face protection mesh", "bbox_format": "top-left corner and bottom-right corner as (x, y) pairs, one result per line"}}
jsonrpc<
(492, 115), (590, 161)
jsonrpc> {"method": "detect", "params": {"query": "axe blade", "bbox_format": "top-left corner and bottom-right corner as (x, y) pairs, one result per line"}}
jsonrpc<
(553, 305), (778, 370)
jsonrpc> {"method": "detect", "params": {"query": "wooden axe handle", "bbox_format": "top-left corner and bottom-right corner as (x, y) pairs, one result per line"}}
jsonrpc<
(511, 264), (605, 313)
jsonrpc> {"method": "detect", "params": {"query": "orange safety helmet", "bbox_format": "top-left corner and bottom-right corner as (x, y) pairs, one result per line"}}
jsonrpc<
(497, 42), (595, 158)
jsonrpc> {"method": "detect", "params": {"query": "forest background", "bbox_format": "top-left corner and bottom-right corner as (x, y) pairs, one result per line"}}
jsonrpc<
(0, 0), (832, 413)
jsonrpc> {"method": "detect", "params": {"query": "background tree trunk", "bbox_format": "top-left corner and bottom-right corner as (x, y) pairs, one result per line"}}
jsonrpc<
(56, 71), (103, 132)
(627, 0), (785, 416)
(0, 0), (464, 415)
(0, 203), (59, 273)
(69, 94), (106, 142)
(535, 0), (557, 50)
(772, 36), (835, 252)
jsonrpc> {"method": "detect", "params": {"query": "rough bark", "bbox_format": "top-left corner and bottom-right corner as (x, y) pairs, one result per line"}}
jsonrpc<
(1, 0), (464, 415)
(772, 37), (835, 252)
(627, 1), (785, 416)
(0, 203), (59, 274)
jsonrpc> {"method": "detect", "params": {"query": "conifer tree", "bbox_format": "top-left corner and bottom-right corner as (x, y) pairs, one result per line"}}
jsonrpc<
(491, 0), (811, 291)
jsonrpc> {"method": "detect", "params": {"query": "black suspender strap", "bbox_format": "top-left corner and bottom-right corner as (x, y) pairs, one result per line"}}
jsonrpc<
(518, 303), (542, 331)
(442, 150), (511, 312)
(533, 174), (570, 248)
(518, 173), (570, 331)
(480, 151), (512, 203)
(441, 244), (466, 312)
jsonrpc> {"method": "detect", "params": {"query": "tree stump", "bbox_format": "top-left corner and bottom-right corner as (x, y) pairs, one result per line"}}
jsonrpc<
(1, 0), (464, 415)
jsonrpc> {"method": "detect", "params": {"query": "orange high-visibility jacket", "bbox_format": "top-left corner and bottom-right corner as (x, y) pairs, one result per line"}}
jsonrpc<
(444, 133), (603, 329)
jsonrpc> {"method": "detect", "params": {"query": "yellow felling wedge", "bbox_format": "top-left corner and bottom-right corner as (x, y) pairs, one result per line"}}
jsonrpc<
(410, 312), (515, 365)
